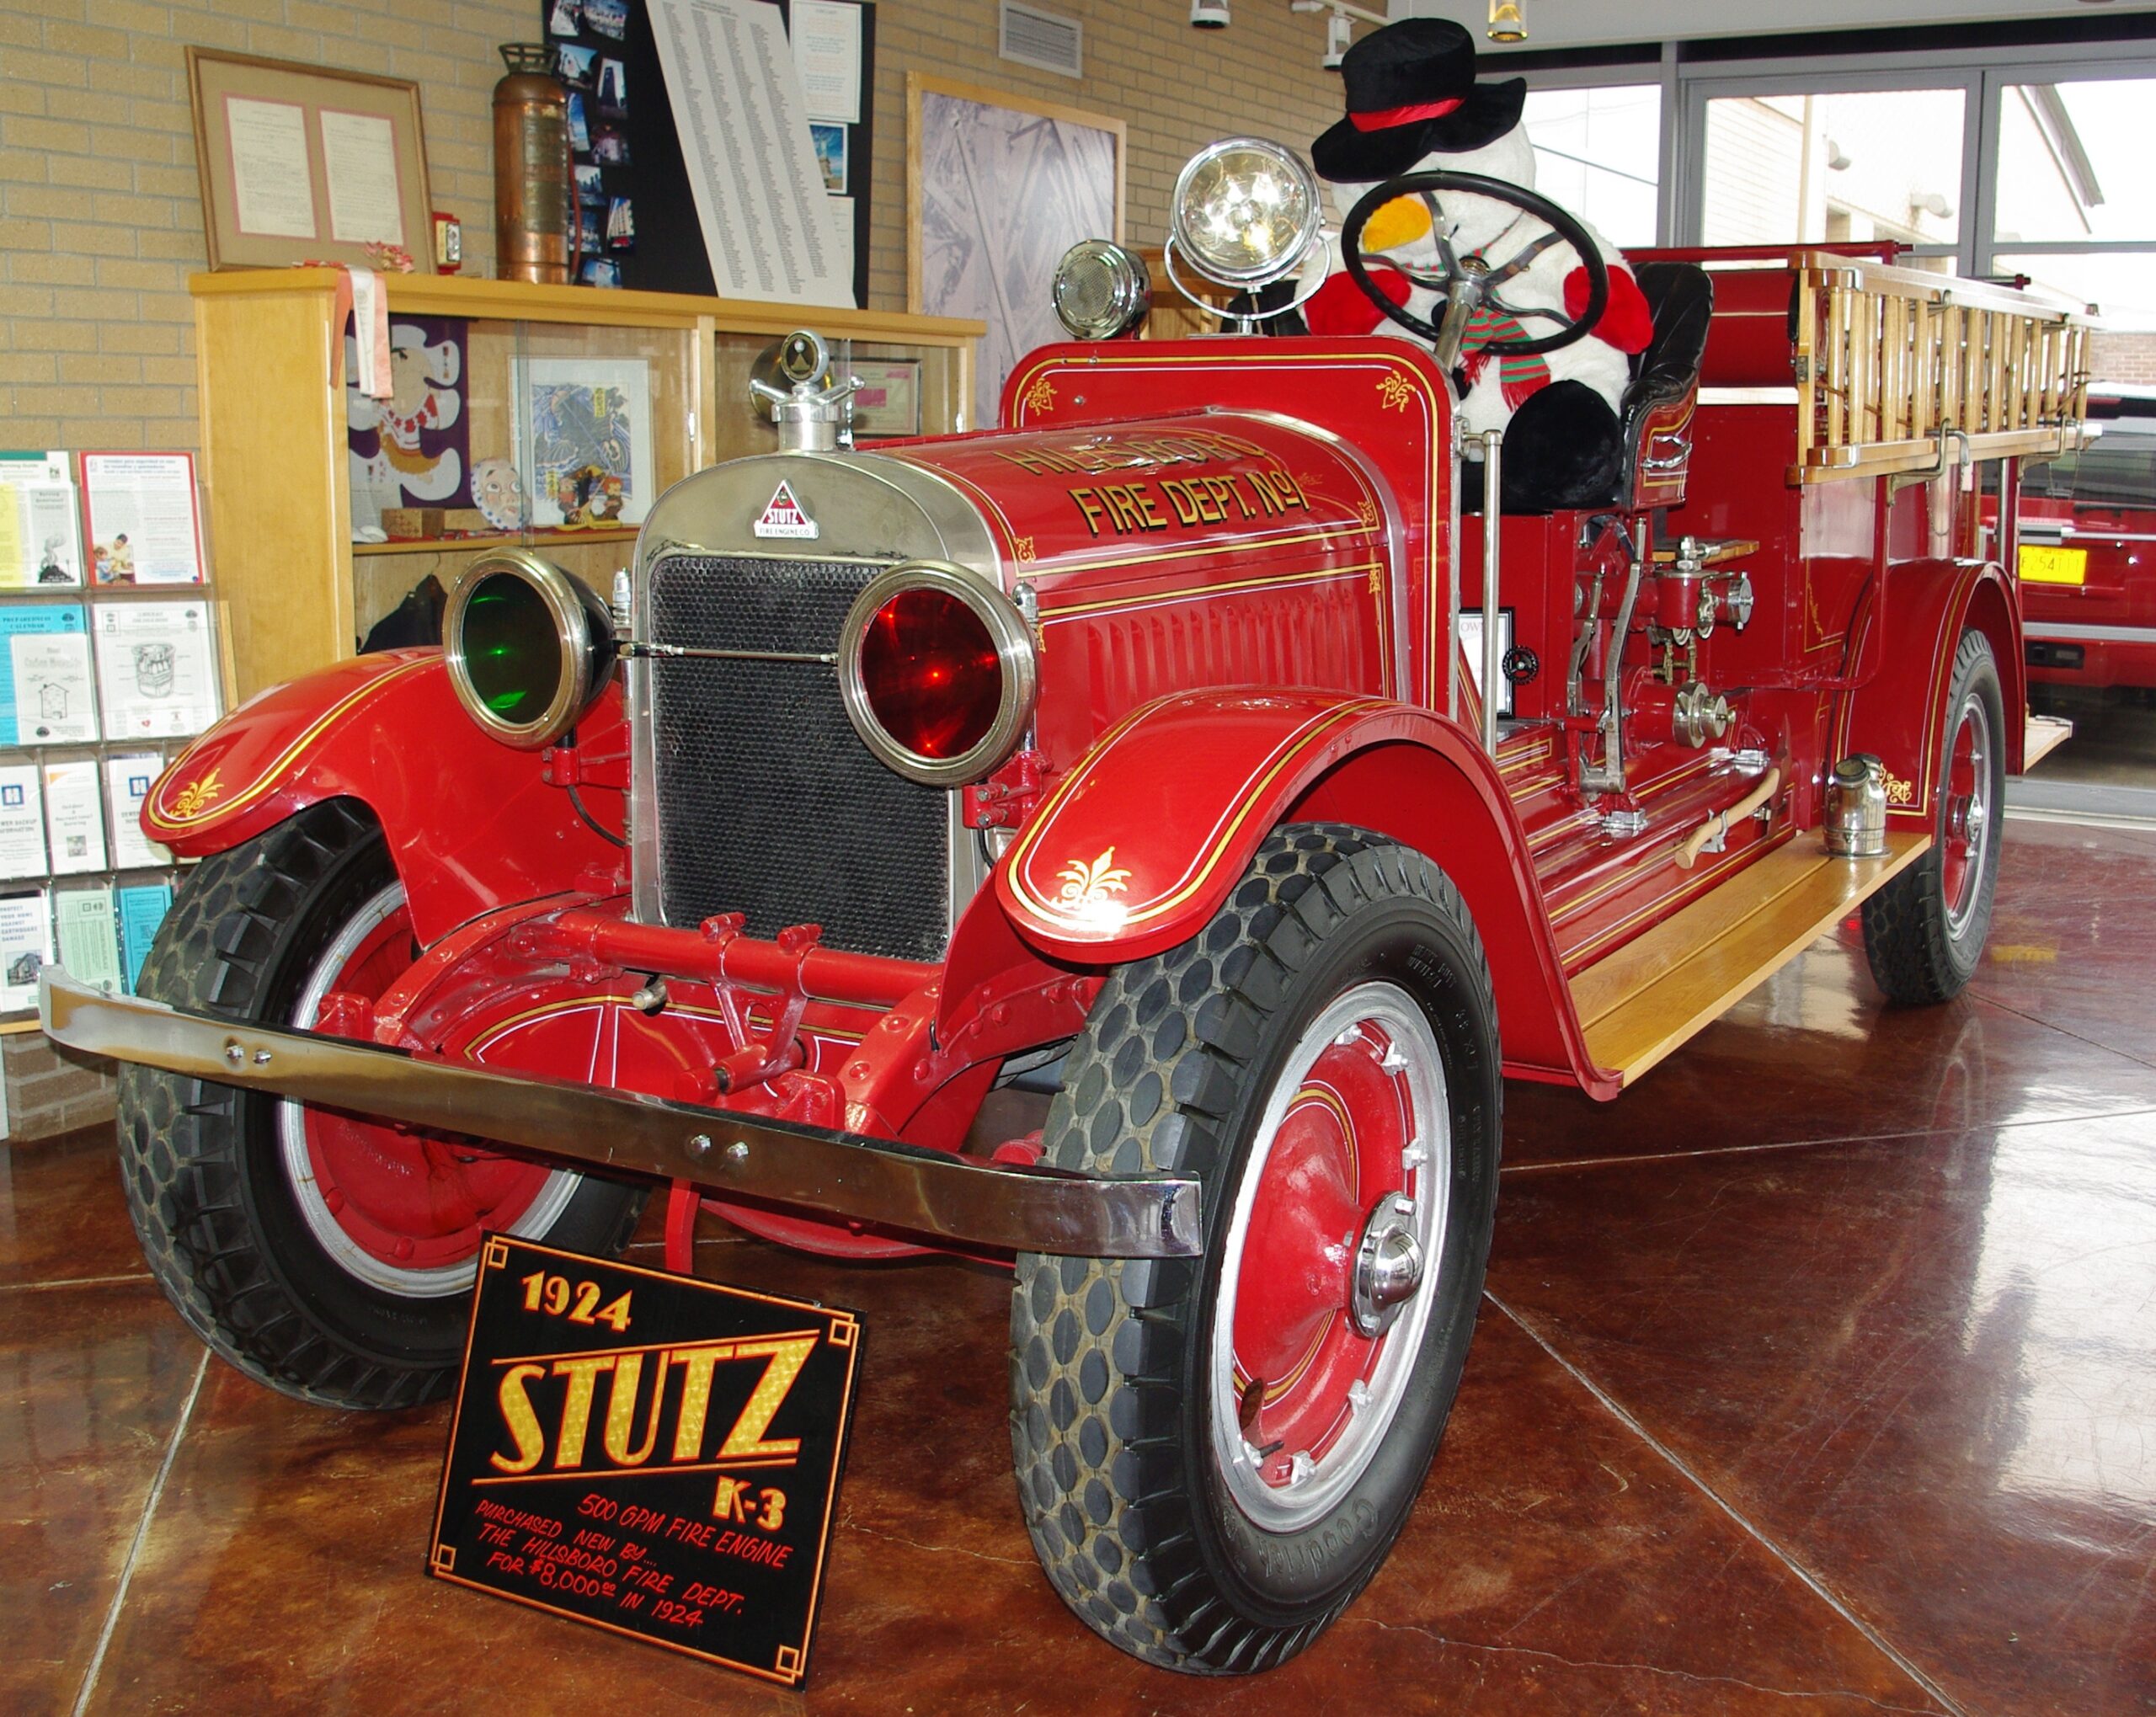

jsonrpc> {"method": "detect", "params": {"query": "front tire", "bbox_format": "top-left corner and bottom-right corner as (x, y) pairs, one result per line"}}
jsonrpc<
(1861, 629), (2006, 1004)
(118, 800), (646, 1410)
(1009, 824), (1502, 1673)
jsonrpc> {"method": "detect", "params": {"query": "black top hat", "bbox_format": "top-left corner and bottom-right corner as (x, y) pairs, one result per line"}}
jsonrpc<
(1311, 19), (1527, 183)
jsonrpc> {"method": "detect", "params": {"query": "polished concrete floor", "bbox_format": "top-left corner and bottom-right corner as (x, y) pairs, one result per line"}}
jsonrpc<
(7, 817), (2155, 1714)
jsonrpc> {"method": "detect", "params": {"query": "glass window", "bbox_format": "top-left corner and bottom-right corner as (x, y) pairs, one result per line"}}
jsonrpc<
(1700, 88), (1965, 250)
(1994, 78), (2156, 247)
(1522, 84), (1661, 248)
(1997, 252), (2156, 330)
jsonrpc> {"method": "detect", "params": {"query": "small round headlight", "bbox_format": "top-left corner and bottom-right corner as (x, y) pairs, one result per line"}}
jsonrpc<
(1053, 239), (1153, 340)
(1170, 137), (1321, 291)
(839, 562), (1037, 787)
(445, 550), (617, 749)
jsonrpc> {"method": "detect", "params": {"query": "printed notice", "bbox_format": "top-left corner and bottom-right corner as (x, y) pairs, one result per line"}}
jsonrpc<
(0, 605), (96, 746)
(93, 600), (219, 740)
(788, 0), (862, 124)
(116, 882), (171, 994)
(432, 1238), (860, 1687)
(225, 96), (318, 239)
(81, 453), (204, 584)
(41, 760), (105, 876)
(650, 0), (851, 308)
(0, 890), (51, 1011)
(0, 455), (83, 588)
(53, 886), (121, 994)
(104, 755), (173, 870)
(319, 109), (405, 247)
(0, 765), (45, 881)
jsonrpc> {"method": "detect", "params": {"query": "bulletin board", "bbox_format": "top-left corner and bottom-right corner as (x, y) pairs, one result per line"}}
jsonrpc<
(544, 0), (875, 305)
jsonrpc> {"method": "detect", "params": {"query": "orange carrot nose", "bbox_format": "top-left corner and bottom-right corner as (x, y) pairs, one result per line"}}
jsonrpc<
(1362, 195), (1433, 253)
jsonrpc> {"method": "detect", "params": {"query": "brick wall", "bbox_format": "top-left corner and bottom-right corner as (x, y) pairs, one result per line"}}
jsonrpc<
(0, 0), (1353, 1140)
(3, 1034), (115, 1143)
(0, 0), (1353, 458)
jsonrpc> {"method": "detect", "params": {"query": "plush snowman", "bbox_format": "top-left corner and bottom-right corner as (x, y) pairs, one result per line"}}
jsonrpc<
(1304, 19), (1653, 510)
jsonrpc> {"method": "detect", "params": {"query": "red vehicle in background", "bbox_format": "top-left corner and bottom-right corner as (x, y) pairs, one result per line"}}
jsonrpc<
(42, 140), (2089, 1676)
(2014, 390), (2156, 693)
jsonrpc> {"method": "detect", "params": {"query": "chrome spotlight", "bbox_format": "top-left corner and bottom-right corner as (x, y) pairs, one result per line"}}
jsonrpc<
(1169, 137), (1322, 291)
(1052, 240), (1153, 340)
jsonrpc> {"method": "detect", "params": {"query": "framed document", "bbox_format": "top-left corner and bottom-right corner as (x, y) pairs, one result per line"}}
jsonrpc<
(186, 48), (435, 272)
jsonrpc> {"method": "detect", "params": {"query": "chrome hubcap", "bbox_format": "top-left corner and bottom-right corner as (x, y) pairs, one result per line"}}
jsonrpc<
(1352, 1194), (1424, 1337)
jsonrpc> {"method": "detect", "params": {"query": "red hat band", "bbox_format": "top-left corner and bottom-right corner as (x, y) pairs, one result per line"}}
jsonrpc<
(1348, 95), (1465, 134)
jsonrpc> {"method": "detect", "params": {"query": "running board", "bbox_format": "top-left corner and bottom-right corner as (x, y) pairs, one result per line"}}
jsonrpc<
(1571, 833), (1931, 1087)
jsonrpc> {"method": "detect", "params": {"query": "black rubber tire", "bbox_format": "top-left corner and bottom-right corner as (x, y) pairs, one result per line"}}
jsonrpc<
(117, 799), (647, 1410)
(1861, 629), (2006, 1005)
(1008, 824), (1502, 1674)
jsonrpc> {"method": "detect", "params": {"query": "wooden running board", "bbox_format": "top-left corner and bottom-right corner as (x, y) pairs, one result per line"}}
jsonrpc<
(1572, 832), (1931, 1088)
(2022, 713), (2073, 773)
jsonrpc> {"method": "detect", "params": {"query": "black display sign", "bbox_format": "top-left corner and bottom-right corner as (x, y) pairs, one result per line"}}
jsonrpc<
(430, 1235), (859, 1686)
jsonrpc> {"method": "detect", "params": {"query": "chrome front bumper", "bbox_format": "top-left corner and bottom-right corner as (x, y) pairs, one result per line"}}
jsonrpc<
(40, 971), (1202, 1260)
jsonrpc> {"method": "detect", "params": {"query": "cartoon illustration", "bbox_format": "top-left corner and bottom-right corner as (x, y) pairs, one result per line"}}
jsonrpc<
(346, 322), (470, 525)
(135, 642), (175, 698)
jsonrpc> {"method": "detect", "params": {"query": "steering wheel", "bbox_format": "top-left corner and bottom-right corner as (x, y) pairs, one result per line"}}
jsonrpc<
(1341, 170), (1609, 358)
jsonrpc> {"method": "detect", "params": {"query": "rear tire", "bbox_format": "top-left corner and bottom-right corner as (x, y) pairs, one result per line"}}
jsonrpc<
(1008, 824), (1502, 1673)
(118, 800), (646, 1410)
(1861, 629), (2005, 1004)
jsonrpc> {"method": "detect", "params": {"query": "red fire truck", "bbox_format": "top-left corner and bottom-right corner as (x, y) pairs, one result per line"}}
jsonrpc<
(46, 143), (2084, 1673)
(2014, 390), (2156, 692)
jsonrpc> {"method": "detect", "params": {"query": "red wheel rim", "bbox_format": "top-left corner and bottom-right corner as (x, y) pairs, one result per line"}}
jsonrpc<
(1940, 689), (1993, 936)
(279, 883), (572, 1293)
(1212, 982), (1445, 1530)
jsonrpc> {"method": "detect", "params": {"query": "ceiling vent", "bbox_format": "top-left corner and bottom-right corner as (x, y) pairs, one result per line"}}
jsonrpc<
(1000, 2), (1082, 78)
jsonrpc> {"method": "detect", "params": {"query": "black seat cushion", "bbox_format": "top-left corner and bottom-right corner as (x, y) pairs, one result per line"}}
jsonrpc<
(1620, 262), (1714, 435)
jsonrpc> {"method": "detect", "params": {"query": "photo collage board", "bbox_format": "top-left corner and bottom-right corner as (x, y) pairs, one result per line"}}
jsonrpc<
(0, 451), (225, 1020)
(543, 0), (874, 307)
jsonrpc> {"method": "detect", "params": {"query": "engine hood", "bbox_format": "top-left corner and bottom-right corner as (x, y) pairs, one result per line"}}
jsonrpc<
(631, 410), (1389, 599)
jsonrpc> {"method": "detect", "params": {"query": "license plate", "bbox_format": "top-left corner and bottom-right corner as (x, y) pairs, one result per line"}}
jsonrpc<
(2018, 543), (2087, 585)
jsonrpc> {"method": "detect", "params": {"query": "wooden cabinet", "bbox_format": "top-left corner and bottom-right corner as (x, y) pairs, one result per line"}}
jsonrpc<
(189, 271), (982, 701)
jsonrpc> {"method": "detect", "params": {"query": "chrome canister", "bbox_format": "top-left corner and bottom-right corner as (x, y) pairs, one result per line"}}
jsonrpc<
(1824, 754), (1889, 858)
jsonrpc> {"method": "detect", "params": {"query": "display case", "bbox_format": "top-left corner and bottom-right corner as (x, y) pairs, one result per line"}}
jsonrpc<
(189, 271), (983, 701)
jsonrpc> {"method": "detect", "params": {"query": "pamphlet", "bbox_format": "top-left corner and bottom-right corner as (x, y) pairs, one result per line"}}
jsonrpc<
(93, 600), (220, 740)
(40, 760), (106, 876)
(104, 754), (173, 869)
(0, 765), (45, 880)
(53, 885), (121, 994)
(0, 603), (96, 745)
(0, 451), (83, 588)
(116, 881), (172, 993)
(80, 451), (206, 584)
(0, 889), (51, 1010)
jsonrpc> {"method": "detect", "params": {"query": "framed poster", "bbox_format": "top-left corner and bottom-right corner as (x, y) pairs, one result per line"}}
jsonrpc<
(512, 359), (655, 529)
(907, 75), (1123, 429)
(185, 48), (435, 272)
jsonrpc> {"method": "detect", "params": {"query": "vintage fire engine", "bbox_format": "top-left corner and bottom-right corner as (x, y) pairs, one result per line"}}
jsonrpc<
(2010, 391), (2156, 692)
(48, 142), (2084, 1673)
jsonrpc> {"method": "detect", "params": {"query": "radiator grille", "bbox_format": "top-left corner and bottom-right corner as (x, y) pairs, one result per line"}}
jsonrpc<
(643, 554), (952, 962)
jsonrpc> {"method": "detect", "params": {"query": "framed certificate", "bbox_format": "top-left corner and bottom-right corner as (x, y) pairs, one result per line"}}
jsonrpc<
(186, 48), (435, 272)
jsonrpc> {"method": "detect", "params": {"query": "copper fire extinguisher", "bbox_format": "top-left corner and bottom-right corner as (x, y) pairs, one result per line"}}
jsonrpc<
(493, 44), (582, 285)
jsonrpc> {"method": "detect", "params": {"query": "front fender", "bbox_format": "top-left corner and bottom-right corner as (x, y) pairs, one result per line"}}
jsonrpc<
(1833, 558), (2025, 823)
(145, 649), (625, 943)
(996, 689), (1604, 1092)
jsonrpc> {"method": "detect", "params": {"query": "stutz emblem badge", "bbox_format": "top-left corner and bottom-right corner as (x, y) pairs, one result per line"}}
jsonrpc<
(754, 480), (818, 540)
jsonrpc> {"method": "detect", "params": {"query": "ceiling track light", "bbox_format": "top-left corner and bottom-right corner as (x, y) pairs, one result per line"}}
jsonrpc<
(1488, 0), (1527, 45)
(1289, 0), (1383, 69)
(1190, 0), (1229, 29)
